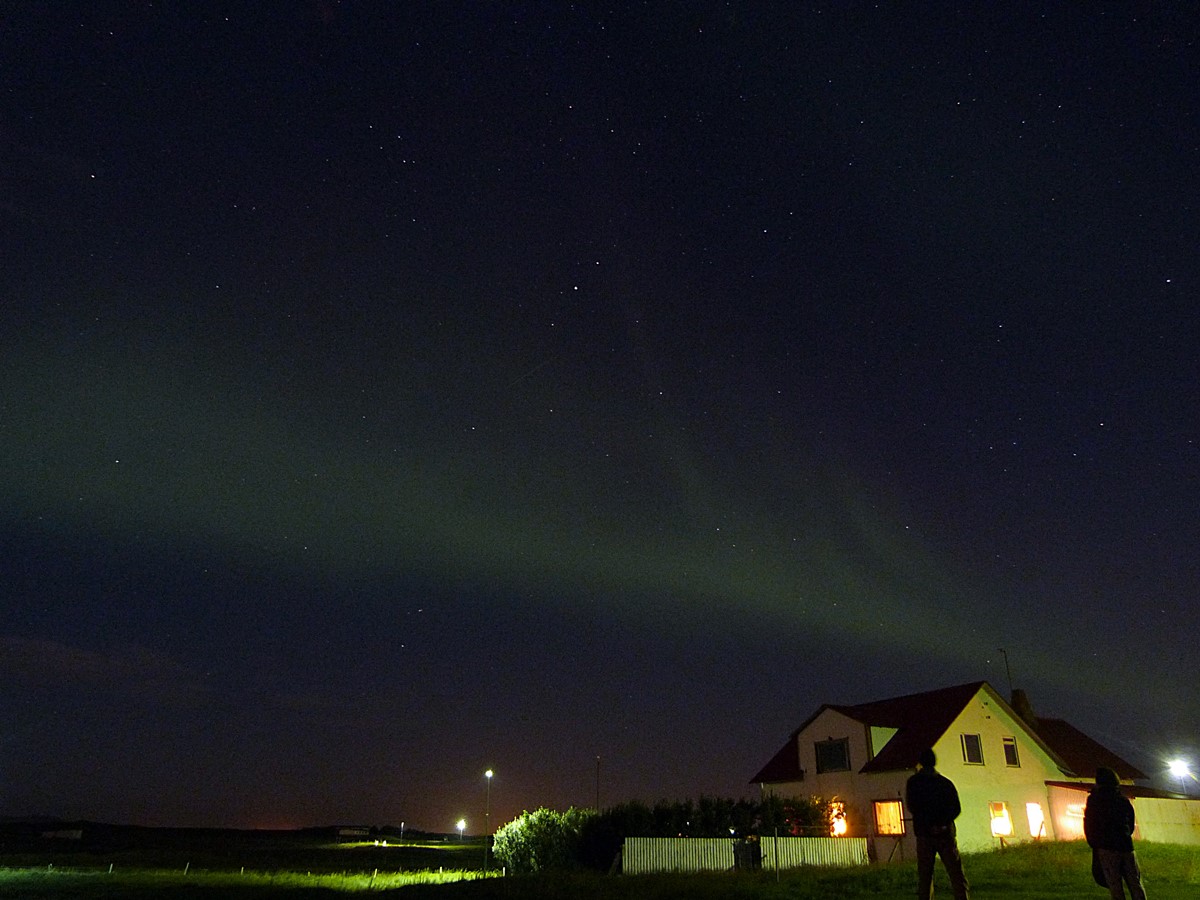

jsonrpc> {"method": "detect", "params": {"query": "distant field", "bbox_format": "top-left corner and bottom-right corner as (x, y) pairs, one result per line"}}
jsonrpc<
(1, 826), (1197, 899)
(0, 823), (484, 874)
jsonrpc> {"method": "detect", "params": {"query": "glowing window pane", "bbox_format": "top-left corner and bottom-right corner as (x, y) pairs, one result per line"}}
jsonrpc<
(830, 801), (848, 837)
(1060, 802), (1086, 837)
(1026, 802), (1046, 839)
(989, 801), (1012, 837)
(873, 800), (905, 835)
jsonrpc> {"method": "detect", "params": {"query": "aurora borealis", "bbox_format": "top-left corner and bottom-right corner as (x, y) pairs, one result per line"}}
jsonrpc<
(3, 4), (1197, 829)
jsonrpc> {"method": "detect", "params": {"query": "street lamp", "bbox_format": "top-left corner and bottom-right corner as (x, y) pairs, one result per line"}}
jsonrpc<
(484, 769), (494, 872)
(1168, 759), (1192, 796)
(456, 819), (466, 841)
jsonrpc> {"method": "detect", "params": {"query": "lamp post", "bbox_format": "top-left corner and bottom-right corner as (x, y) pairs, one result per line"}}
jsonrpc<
(1168, 759), (1192, 796)
(456, 819), (466, 842)
(484, 769), (494, 872)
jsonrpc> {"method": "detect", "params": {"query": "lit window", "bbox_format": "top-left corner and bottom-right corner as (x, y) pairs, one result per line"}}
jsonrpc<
(1060, 802), (1085, 838)
(1003, 737), (1020, 767)
(989, 801), (1012, 837)
(830, 801), (848, 836)
(874, 800), (905, 835)
(1026, 802), (1046, 839)
(961, 733), (984, 765)
(815, 738), (851, 773)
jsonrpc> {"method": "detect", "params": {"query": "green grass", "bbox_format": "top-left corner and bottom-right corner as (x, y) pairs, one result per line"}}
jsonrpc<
(2, 840), (1197, 899)
(0, 866), (491, 898)
(395, 841), (1200, 900)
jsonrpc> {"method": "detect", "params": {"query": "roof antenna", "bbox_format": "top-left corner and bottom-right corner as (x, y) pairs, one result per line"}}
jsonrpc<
(996, 648), (1013, 695)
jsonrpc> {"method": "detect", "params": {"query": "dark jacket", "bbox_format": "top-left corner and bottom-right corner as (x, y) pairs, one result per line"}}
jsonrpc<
(1084, 786), (1136, 852)
(906, 766), (962, 836)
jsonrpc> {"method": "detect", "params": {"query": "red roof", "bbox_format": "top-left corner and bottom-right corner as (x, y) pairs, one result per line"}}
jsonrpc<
(751, 681), (989, 783)
(838, 681), (987, 774)
(1033, 718), (1148, 781)
(750, 733), (803, 784)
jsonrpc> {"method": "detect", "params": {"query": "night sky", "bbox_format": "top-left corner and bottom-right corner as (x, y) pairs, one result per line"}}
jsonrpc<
(3, 3), (1198, 832)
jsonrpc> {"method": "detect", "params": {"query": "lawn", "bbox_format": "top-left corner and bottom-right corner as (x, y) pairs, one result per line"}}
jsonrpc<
(1, 837), (1197, 899)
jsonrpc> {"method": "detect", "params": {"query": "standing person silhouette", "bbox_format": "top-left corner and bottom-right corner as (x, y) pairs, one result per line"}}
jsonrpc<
(1085, 767), (1148, 900)
(906, 748), (970, 900)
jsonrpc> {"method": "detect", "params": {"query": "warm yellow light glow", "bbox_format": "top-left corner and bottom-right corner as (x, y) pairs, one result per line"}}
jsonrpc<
(1026, 802), (1046, 839)
(989, 802), (1012, 837)
(873, 800), (905, 835)
(830, 801), (848, 837)
(1059, 802), (1085, 838)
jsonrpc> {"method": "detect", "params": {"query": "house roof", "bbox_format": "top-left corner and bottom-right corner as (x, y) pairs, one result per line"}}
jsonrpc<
(752, 680), (1146, 785)
(836, 681), (989, 774)
(750, 732), (803, 784)
(1033, 718), (1148, 781)
(751, 681), (993, 783)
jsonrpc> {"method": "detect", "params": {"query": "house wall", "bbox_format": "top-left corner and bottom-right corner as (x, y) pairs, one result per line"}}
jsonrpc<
(928, 691), (1069, 852)
(1046, 784), (1090, 842)
(781, 686), (1079, 856)
(1131, 797), (1200, 845)
(1048, 785), (1200, 847)
(760, 684), (1200, 856)
(794, 709), (880, 842)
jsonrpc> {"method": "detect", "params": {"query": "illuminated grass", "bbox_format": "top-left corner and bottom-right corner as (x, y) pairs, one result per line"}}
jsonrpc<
(1, 841), (1197, 899)
(0, 864), (493, 897)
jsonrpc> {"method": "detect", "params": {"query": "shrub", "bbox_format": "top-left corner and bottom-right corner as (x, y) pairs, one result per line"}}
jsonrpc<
(491, 807), (596, 874)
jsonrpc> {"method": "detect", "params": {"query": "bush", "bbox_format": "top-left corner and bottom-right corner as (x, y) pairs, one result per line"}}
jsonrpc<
(492, 807), (596, 874)
(495, 795), (831, 874)
(574, 795), (830, 871)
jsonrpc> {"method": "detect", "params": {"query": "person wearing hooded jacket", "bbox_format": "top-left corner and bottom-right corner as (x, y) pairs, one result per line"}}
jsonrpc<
(1084, 766), (1147, 900)
(906, 748), (970, 900)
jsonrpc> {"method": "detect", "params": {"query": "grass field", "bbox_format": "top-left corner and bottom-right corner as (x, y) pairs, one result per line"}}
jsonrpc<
(2, 831), (1197, 899)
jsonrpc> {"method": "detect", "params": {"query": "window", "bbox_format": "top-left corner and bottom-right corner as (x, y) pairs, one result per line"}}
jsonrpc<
(829, 801), (848, 836)
(1061, 802), (1086, 838)
(1026, 802), (1046, 839)
(814, 738), (851, 773)
(1003, 736), (1020, 767)
(989, 802), (1013, 837)
(874, 800), (905, 835)
(961, 733), (984, 765)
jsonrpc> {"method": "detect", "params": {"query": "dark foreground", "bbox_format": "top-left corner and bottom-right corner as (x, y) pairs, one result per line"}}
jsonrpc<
(2, 822), (1197, 898)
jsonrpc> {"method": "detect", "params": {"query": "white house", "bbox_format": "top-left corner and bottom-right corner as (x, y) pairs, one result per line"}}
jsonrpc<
(751, 681), (1197, 859)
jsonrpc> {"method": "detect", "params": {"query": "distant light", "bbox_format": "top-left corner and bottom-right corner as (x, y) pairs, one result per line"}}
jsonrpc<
(1168, 759), (1191, 779)
(456, 819), (466, 840)
(485, 769), (493, 779)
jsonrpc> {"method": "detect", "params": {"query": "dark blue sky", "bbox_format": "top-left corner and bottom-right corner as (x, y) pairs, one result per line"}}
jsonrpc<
(3, 3), (1197, 830)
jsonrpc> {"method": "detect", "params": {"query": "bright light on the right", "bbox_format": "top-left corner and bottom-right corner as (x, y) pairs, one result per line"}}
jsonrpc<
(1168, 759), (1192, 779)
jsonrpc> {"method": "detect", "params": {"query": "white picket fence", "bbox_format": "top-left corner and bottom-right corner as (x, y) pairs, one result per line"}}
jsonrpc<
(621, 836), (868, 874)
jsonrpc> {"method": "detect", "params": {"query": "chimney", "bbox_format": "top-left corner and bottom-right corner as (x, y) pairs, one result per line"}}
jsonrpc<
(1010, 689), (1038, 728)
